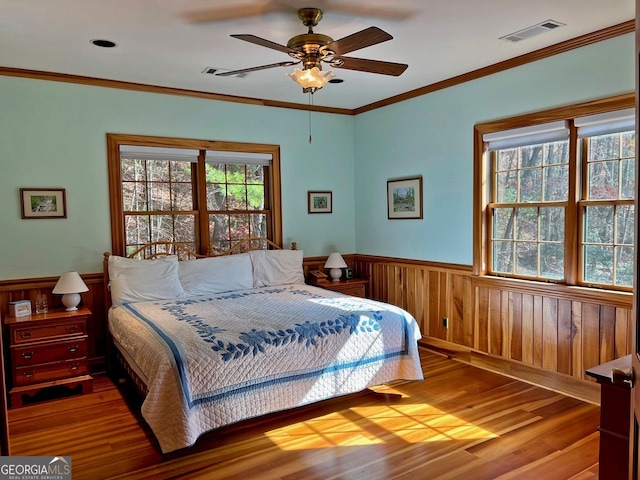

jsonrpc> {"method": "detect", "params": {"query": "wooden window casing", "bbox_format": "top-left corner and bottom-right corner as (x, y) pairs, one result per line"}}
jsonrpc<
(107, 133), (282, 257)
(474, 93), (635, 297)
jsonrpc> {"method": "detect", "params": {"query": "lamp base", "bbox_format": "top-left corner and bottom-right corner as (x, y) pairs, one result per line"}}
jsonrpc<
(329, 268), (342, 282)
(61, 293), (81, 312)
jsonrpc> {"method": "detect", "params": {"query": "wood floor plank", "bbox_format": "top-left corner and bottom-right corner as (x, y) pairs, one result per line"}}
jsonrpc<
(496, 433), (600, 480)
(7, 348), (602, 480)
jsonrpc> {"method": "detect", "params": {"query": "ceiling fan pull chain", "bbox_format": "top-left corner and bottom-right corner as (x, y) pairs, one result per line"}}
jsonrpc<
(308, 91), (313, 144)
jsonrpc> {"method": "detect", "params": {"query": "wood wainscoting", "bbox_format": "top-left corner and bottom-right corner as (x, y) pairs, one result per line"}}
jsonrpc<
(353, 254), (634, 404)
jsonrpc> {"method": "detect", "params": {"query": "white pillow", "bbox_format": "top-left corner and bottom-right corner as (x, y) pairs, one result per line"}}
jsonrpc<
(178, 253), (253, 296)
(108, 255), (184, 306)
(249, 249), (305, 287)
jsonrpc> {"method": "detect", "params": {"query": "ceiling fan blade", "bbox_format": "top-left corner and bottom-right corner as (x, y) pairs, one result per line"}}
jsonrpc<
(186, 0), (414, 23)
(230, 34), (299, 55)
(183, 2), (291, 23)
(215, 61), (300, 77)
(324, 27), (392, 57)
(322, 1), (416, 20)
(334, 56), (408, 76)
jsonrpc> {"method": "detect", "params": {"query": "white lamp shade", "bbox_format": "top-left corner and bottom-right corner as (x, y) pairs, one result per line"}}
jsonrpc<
(53, 272), (88, 311)
(324, 253), (347, 282)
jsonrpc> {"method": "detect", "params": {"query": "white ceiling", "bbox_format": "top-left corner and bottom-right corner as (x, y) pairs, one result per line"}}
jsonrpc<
(0, 0), (634, 110)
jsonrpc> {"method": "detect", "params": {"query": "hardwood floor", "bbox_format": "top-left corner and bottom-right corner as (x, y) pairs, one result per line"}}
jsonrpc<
(7, 348), (601, 480)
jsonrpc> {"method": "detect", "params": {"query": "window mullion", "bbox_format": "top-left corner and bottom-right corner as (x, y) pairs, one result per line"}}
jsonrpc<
(196, 151), (209, 255)
(565, 121), (580, 285)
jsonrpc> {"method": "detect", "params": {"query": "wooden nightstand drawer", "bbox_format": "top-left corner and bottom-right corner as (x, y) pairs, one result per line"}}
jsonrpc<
(332, 285), (366, 297)
(12, 337), (88, 367)
(11, 320), (85, 344)
(14, 358), (89, 387)
(316, 278), (369, 298)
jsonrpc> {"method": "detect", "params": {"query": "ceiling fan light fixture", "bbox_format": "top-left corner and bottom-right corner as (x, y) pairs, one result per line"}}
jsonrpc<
(287, 66), (334, 93)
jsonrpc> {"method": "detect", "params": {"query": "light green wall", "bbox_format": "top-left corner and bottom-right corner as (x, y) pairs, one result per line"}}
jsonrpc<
(0, 78), (355, 280)
(353, 33), (634, 265)
(0, 33), (634, 280)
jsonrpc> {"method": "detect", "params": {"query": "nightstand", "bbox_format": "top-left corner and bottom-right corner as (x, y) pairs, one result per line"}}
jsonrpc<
(5, 307), (93, 407)
(316, 278), (369, 298)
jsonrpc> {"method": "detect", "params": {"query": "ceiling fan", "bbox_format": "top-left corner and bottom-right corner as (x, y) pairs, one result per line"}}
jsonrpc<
(215, 7), (409, 93)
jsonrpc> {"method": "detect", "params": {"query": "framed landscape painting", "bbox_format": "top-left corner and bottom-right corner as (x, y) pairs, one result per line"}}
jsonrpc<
(20, 188), (67, 219)
(387, 176), (423, 220)
(308, 191), (332, 214)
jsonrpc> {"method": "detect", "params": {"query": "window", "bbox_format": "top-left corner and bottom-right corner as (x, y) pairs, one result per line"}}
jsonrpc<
(107, 134), (282, 257)
(204, 151), (271, 253)
(474, 96), (635, 291)
(486, 122), (570, 281)
(578, 112), (636, 288)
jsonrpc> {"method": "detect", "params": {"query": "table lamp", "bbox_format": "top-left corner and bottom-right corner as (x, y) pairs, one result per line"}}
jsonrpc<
(324, 253), (348, 282)
(52, 271), (89, 311)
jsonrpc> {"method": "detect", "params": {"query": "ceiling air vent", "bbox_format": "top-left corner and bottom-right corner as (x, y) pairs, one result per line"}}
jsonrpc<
(202, 67), (248, 78)
(500, 19), (565, 43)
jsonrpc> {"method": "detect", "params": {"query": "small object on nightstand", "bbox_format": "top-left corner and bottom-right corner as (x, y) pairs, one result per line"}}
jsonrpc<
(308, 270), (328, 284)
(8, 300), (31, 318)
(35, 291), (48, 314)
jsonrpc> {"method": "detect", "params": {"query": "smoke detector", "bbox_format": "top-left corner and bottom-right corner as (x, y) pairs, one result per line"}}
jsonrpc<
(500, 19), (565, 43)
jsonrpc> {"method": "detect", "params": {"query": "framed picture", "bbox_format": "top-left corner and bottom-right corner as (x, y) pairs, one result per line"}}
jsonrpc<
(20, 188), (67, 219)
(308, 191), (332, 214)
(387, 176), (423, 220)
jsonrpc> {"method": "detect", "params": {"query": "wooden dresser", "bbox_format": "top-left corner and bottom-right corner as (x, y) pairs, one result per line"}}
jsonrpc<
(5, 307), (93, 407)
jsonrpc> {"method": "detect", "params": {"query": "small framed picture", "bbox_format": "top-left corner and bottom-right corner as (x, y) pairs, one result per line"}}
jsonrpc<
(308, 191), (332, 214)
(20, 188), (67, 219)
(387, 176), (423, 220)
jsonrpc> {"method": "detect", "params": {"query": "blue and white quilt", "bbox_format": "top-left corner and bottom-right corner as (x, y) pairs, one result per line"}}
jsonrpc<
(108, 284), (423, 453)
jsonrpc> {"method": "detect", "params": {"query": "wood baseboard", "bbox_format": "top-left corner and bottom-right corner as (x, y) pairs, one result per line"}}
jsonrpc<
(420, 337), (601, 405)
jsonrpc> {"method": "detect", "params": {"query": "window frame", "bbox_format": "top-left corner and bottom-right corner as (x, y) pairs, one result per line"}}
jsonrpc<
(578, 131), (636, 288)
(487, 140), (571, 281)
(107, 133), (282, 256)
(473, 93), (634, 294)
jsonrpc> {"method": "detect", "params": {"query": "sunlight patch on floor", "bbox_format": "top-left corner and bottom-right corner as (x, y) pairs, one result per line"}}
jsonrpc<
(265, 401), (498, 450)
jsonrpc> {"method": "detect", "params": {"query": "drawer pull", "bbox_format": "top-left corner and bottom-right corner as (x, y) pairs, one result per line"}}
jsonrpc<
(67, 346), (79, 353)
(69, 363), (79, 372)
(19, 331), (33, 338)
(21, 351), (34, 359)
(66, 325), (79, 333)
(23, 371), (34, 378)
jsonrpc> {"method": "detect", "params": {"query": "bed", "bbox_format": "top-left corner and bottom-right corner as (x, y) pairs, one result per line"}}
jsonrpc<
(104, 239), (424, 453)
